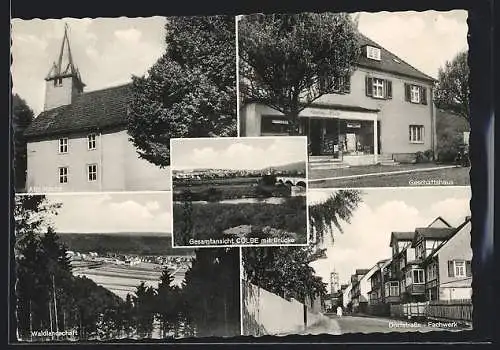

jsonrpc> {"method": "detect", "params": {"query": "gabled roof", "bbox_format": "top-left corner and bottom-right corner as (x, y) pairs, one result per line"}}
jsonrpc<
(25, 83), (132, 140)
(411, 227), (456, 247)
(356, 33), (436, 82)
(428, 216), (453, 228)
(425, 217), (472, 261)
(355, 268), (371, 276)
(389, 231), (415, 247)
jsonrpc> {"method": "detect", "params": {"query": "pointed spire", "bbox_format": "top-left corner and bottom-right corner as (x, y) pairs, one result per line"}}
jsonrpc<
(45, 23), (83, 84)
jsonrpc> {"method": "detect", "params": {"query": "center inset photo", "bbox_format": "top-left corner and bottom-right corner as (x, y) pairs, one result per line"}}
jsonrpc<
(170, 136), (309, 247)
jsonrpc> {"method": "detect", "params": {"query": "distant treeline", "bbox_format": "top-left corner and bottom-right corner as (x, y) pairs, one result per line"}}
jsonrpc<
(58, 234), (195, 256)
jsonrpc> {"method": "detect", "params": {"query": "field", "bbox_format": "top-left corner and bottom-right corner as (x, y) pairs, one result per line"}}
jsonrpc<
(172, 196), (307, 246)
(58, 233), (195, 256)
(74, 262), (189, 300)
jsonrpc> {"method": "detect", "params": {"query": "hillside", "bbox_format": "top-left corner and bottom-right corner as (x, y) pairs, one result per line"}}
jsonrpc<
(57, 232), (195, 256)
(172, 161), (306, 174)
(261, 161), (306, 174)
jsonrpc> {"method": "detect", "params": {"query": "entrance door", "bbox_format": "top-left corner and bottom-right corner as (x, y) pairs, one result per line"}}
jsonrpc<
(346, 133), (357, 152)
(309, 119), (323, 156)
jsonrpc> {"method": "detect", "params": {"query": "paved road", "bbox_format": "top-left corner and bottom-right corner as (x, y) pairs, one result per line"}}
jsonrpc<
(300, 315), (462, 335)
(301, 317), (341, 335)
(335, 315), (467, 334)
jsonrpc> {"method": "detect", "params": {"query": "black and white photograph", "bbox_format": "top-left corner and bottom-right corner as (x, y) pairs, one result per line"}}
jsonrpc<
(242, 186), (471, 336)
(237, 11), (470, 188)
(13, 192), (241, 341)
(11, 16), (236, 193)
(170, 137), (308, 247)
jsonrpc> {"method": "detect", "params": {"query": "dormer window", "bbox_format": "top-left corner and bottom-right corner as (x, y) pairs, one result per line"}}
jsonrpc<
(366, 46), (381, 61)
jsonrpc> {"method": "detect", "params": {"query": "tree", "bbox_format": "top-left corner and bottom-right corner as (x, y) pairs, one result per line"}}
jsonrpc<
(132, 282), (156, 338)
(156, 269), (178, 338)
(243, 190), (363, 311)
(239, 13), (360, 135)
(243, 246), (328, 304)
(434, 50), (469, 121)
(182, 248), (240, 337)
(14, 195), (124, 341)
(128, 16), (237, 168)
(12, 94), (34, 191)
(308, 189), (363, 245)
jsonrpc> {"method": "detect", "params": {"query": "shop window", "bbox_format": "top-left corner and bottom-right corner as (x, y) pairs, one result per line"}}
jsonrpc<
(261, 116), (290, 135)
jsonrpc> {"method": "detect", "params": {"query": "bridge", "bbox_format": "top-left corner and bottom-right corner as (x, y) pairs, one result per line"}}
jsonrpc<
(276, 176), (307, 187)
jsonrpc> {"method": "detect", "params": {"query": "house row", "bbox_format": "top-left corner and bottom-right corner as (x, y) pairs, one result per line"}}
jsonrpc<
(339, 215), (472, 314)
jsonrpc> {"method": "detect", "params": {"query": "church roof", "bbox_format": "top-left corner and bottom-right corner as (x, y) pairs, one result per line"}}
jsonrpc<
(24, 83), (132, 139)
(46, 24), (85, 86)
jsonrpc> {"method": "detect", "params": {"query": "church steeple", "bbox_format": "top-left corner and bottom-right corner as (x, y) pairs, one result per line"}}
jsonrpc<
(44, 24), (85, 111)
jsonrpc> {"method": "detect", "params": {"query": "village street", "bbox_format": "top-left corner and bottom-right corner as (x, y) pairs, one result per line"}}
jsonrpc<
(302, 314), (455, 334)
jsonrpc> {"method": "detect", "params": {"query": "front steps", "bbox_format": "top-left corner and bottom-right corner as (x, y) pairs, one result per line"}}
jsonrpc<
(308, 156), (350, 170)
(377, 154), (400, 166)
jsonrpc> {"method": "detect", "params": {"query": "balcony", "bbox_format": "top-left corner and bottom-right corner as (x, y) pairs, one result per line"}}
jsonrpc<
(406, 284), (425, 295)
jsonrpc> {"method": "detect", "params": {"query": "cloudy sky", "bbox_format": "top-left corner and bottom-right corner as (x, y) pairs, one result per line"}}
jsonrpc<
(309, 186), (471, 289)
(171, 137), (307, 170)
(355, 10), (468, 79)
(32, 192), (172, 233)
(11, 10), (467, 116)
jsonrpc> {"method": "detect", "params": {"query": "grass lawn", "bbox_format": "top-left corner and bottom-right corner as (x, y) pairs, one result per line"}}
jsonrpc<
(308, 163), (453, 180)
(309, 166), (470, 188)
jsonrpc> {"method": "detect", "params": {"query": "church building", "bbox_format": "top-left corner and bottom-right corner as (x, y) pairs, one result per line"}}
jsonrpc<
(23, 25), (170, 192)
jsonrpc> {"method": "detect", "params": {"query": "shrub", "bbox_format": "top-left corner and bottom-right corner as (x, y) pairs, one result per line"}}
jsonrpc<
(205, 187), (223, 202)
(424, 149), (434, 160)
(260, 174), (277, 186)
(415, 151), (424, 163)
(437, 133), (464, 163)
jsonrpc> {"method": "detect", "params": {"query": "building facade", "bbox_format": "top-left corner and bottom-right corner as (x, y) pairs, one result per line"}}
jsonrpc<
(423, 218), (472, 302)
(23, 26), (170, 192)
(240, 33), (437, 167)
(367, 216), (472, 310)
(350, 268), (371, 313)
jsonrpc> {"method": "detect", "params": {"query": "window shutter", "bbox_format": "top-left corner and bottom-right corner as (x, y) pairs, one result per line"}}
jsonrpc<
(333, 76), (340, 91)
(404, 83), (411, 102)
(344, 74), (351, 93)
(466, 261), (472, 277)
(447, 261), (455, 277)
(366, 76), (373, 97)
(386, 80), (392, 99)
(421, 86), (427, 105)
